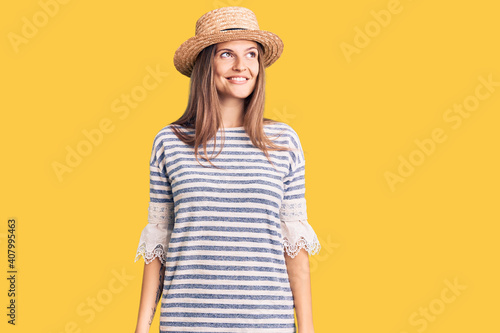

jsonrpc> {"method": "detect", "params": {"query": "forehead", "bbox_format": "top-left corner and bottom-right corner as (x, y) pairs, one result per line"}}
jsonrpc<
(215, 39), (258, 50)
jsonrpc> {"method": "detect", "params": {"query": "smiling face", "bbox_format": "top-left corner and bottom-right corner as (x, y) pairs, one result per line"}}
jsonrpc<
(213, 39), (260, 104)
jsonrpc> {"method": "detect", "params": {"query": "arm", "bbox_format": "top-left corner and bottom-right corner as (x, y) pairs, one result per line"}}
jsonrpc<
(285, 248), (315, 333)
(135, 129), (174, 332)
(135, 257), (165, 333)
(280, 126), (319, 332)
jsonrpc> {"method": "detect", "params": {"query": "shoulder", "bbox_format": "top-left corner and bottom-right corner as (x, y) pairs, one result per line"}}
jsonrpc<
(266, 121), (302, 149)
(154, 122), (190, 140)
(150, 123), (180, 154)
(265, 121), (299, 137)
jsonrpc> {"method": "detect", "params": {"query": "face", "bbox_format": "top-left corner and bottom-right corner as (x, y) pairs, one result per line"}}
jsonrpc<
(213, 39), (260, 103)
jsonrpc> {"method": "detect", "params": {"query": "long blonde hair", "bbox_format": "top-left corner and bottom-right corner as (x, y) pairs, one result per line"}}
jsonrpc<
(170, 41), (294, 169)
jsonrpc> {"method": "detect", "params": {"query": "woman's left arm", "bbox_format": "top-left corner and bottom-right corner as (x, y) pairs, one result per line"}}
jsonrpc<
(285, 249), (315, 333)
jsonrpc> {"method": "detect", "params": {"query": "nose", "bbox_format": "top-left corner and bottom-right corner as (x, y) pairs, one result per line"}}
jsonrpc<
(232, 56), (246, 71)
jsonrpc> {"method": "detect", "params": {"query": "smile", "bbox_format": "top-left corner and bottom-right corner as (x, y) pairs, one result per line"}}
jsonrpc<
(226, 77), (249, 84)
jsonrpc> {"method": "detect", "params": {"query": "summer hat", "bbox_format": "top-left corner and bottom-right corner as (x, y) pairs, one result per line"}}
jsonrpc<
(173, 6), (284, 78)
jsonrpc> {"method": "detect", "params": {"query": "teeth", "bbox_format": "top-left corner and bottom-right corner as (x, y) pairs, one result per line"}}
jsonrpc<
(228, 77), (247, 81)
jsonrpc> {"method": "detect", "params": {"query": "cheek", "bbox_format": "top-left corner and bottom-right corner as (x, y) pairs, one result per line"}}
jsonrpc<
(251, 63), (259, 76)
(214, 71), (225, 84)
(219, 77), (229, 88)
(213, 62), (225, 76)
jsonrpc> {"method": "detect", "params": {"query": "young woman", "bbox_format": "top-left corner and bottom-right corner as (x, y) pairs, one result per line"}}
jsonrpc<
(134, 7), (321, 333)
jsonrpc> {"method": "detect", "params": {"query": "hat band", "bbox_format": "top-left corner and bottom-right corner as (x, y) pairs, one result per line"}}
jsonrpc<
(221, 28), (248, 31)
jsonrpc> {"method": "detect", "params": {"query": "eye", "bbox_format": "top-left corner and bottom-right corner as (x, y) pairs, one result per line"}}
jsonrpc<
(219, 51), (257, 59)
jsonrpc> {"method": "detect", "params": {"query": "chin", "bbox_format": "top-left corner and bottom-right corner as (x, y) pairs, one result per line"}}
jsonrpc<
(221, 91), (253, 100)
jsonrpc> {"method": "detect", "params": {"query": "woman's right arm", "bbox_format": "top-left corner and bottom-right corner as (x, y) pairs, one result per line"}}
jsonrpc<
(135, 257), (166, 333)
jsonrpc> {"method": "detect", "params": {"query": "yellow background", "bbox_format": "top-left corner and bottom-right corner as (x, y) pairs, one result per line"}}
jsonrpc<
(1, 0), (499, 332)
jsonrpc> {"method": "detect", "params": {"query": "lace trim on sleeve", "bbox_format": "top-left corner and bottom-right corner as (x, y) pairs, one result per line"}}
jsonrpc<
(135, 243), (167, 265)
(134, 208), (174, 265)
(148, 202), (175, 224)
(279, 199), (307, 222)
(281, 219), (321, 258)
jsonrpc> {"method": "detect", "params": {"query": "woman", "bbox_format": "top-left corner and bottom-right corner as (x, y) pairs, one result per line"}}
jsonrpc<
(134, 6), (321, 333)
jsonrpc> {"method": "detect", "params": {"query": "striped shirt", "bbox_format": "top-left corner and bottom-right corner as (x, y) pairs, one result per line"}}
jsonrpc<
(135, 121), (320, 332)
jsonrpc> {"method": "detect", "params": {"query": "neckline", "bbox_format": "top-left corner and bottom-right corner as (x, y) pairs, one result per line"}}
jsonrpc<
(220, 126), (244, 130)
(177, 122), (280, 132)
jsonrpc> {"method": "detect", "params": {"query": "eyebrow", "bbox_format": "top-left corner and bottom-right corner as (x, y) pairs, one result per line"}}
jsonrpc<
(216, 46), (258, 53)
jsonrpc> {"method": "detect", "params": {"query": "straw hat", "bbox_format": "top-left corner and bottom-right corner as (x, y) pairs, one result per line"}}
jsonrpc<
(173, 6), (284, 78)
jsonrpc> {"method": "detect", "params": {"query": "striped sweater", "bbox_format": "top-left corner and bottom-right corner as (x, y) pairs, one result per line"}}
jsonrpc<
(135, 121), (321, 332)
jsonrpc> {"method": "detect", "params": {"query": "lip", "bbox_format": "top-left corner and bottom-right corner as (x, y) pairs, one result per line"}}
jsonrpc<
(226, 76), (250, 84)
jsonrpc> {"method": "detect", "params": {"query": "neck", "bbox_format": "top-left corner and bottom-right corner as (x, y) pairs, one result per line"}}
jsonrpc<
(219, 97), (245, 127)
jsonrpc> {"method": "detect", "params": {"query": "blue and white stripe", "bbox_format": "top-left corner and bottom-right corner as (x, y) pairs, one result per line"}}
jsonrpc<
(147, 122), (309, 332)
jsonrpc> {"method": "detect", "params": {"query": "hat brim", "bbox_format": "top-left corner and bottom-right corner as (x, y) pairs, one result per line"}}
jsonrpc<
(173, 29), (284, 77)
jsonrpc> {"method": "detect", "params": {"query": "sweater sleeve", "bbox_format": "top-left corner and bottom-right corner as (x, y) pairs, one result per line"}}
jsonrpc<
(279, 127), (321, 259)
(134, 131), (175, 265)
